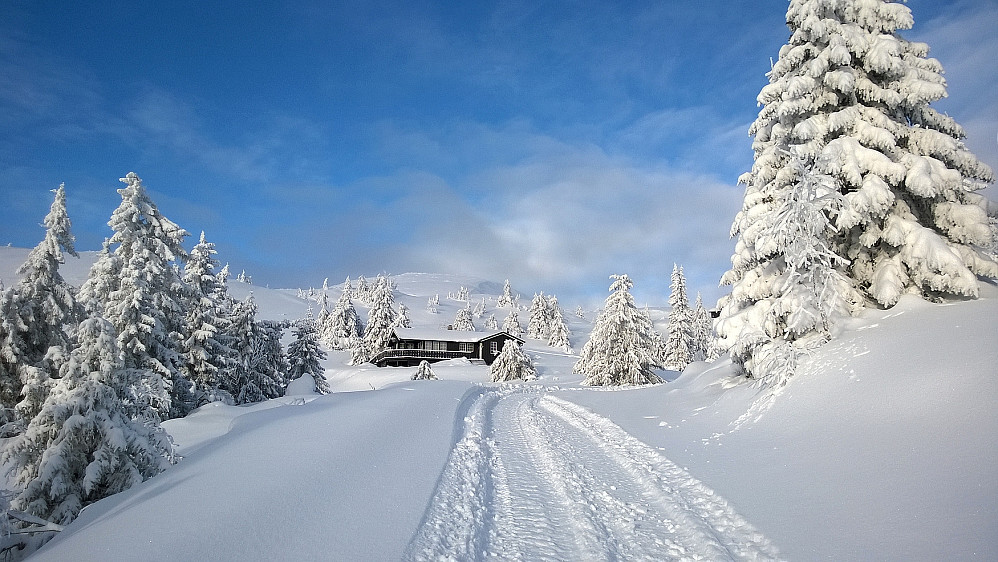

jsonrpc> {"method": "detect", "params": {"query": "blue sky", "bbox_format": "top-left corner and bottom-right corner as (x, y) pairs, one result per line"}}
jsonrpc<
(2, 0), (996, 306)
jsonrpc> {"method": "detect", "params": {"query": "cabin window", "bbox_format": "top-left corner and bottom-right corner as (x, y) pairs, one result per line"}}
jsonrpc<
(424, 341), (447, 351)
(490, 341), (499, 355)
(459, 342), (474, 353)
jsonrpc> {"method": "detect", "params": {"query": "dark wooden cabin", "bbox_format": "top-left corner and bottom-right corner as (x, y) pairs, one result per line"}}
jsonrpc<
(372, 327), (525, 367)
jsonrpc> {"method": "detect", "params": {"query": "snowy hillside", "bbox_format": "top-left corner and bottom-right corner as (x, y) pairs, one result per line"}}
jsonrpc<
(2, 247), (995, 560)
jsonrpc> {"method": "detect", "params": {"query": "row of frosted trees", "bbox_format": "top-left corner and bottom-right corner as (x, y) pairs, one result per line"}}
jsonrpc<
(0, 175), (293, 542)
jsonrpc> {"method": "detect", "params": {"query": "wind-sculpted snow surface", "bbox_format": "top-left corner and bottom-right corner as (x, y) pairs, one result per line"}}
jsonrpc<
(406, 387), (780, 561)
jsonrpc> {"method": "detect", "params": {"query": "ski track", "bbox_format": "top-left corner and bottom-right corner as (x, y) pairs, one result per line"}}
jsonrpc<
(405, 386), (781, 561)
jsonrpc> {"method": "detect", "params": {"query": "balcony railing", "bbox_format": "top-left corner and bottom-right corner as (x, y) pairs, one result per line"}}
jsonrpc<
(370, 349), (474, 365)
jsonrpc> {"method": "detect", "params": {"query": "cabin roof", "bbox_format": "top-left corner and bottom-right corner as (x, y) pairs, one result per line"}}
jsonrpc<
(390, 327), (522, 344)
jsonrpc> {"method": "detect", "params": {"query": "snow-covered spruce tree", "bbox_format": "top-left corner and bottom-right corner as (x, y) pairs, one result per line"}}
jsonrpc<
(227, 296), (288, 403)
(526, 293), (550, 340)
(497, 280), (515, 308)
(501, 309), (522, 338)
(484, 314), (499, 331)
(85, 173), (193, 420)
(6, 185), (85, 424)
(452, 306), (476, 331)
(395, 303), (412, 329)
(574, 275), (662, 386)
(359, 275), (397, 360)
(354, 276), (370, 303)
(724, 0), (996, 322)
(287, 310), (329, 395)
(322, 286), (363, 350)
(663, 265), (695, 371)
(12, 184), (82, 364)
(691, 293), (713, 361)
(1, 317), (174, 525)
(0, 286), (30, 429)
(546, 296), (572, 352)
(411, 360), (437, 381)
(720, 150), (859, 384)
(180, 232), (239, 406)
(490, 340), (536, 383)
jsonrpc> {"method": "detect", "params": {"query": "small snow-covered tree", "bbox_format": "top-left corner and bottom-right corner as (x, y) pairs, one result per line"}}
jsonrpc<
(546, 296), (572, 352)
(322, 287), (363, 349)
(497, 280), (515, 308)
(483, 314), (499, 331)
(526, 293), (550, 340)
(395, 303), (412, 329)
(411, 360), (437, 381)
(227, 297), (288, 403)
(354, 276), (371, 303)
(454, 286), (470, 302)
(1, 317), (175, 525)
(490, 340), (536, 383)
(574, 275), (662, 386)
(472, 298), (486, 319)
(663, 264), (695, 371)
(452, 306), (476, 331)
(575, 306), (586, 320)
(287, 310), (329, 395)
(725, 0), (996, 320)
(690, 293), (713, 361)
(501, 309), (522, 338)
(426, 295), (439, 314)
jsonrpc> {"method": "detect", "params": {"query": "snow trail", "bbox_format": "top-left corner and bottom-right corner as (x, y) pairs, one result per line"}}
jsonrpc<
(405, 386), (780, 561)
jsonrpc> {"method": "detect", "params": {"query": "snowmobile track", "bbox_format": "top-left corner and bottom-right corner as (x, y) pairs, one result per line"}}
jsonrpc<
(405, 386), (780, 561)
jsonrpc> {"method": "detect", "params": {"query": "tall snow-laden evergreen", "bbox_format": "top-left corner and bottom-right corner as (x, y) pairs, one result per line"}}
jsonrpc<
(724, 0), (996, 320)
(574, 275), (662, 386)
(664, 265), (694, 371)
(6, 185), (84, 424)
(13, 184), (82, 363)
(490, 340), (537, 383)
(93, 173), (192, 421)
(287, 310), (329, 395)
(180, 232), (238, 405)
(1, 317), (174, 525)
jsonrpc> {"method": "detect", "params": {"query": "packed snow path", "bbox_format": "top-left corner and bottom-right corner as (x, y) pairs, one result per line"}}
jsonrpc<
(405, 387), (780, 561)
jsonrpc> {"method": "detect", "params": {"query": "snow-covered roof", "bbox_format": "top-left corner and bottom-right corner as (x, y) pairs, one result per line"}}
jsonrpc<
(391, 327), (520, 343)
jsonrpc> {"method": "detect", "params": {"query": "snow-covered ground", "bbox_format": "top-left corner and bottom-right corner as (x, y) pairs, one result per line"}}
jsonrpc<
(3, 248), (996, 560)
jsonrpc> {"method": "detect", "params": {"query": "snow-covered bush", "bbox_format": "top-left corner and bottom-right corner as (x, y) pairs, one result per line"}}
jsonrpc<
(411, 360), (437, 381)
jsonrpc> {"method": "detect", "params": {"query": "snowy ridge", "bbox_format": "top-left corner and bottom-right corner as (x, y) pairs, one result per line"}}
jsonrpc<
(406, 386), (780, 561)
